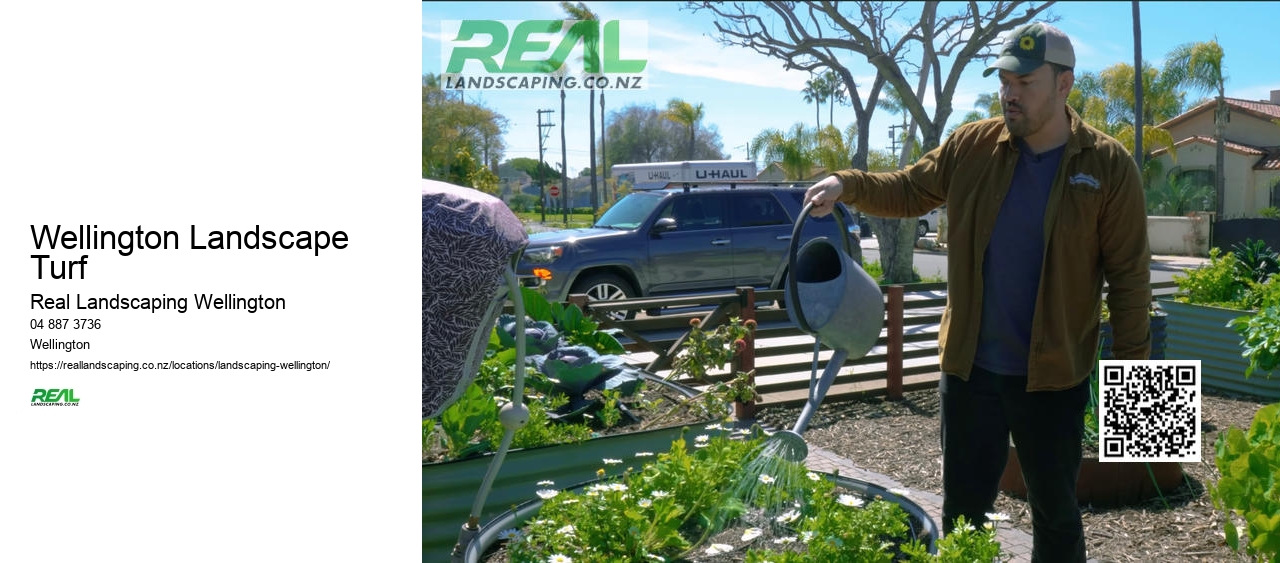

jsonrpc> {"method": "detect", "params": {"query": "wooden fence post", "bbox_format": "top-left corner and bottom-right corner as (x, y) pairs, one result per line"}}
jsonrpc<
(731, 287), (757, 419)
(886, 285), (904, 401)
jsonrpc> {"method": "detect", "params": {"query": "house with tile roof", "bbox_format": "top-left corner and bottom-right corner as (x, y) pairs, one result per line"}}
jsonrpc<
(1149, 90), (1280, 218)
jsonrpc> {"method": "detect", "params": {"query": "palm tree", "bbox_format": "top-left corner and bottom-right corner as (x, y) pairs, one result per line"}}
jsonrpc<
(664, 98), (705, 160)
(752, 123), (817, 180)
(1166, 39), (1228, 219)
(812, 123), (858, 175)
(801, 75), (826, 131)
(561, 2), (600, 215)
(1132, 0), (1144, 163)
(1149, 167), (1215, 216)
(823, 70), (845, 128)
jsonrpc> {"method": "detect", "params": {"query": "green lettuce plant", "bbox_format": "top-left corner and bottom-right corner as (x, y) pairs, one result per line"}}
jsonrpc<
(1211, 402), (1280, 561)
(499, 433), (1003, 562)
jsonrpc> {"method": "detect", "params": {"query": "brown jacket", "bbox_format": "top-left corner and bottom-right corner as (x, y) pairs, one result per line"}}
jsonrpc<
(833, 107), (1150, 391)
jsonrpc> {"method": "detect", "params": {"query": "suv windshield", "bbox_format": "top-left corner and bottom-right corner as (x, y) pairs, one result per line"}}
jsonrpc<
(595, 192), (664, 229)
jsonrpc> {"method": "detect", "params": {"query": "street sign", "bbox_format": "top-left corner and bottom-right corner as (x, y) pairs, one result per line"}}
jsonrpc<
(548, 185), (560, 197)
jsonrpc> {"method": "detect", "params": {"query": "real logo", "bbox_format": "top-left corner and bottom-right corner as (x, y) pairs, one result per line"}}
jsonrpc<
(1070, 173), (1101, 190)
(32, 388), (80, 406)
(441, 20), (648, 91)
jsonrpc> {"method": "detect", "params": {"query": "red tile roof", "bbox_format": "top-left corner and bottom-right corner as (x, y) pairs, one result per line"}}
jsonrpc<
(1257, 148), (1280, 171)
(1156, 97), (1280, 129)
(1149, 135), (1265, 158)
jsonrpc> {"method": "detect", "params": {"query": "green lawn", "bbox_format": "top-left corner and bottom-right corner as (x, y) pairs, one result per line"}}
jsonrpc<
(515, 211), (595, 229)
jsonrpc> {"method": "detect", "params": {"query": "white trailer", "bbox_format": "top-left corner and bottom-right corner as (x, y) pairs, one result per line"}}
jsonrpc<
(612, 160), (757, 189)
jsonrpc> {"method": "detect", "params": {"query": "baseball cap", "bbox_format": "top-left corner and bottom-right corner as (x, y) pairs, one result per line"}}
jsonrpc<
(983, 22), (1075, 77)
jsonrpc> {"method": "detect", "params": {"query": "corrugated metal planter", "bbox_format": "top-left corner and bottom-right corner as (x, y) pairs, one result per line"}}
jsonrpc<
(462, 473), (938, 562)
(1158, 298), (1280, 400)
(423, 374), (723, 560)
(1099, 312), (1167, 360)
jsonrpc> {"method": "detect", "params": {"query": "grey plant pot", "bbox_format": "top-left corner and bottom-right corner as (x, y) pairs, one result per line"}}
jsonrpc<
(462, 472), (938, 562)
(423, 373), (723, 561)
(1158, 298), (1280, 400)
(1098, 312), (1167, 360)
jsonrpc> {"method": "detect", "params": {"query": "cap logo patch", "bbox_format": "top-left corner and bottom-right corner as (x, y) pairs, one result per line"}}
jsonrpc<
(1019, 36), (1036, 51)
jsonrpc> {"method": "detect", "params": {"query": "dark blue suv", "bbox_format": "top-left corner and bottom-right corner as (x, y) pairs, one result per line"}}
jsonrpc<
(518, 184), (861, 318)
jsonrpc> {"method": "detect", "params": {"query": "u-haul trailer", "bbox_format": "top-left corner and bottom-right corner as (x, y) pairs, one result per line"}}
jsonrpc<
(612, 160), (757, 189)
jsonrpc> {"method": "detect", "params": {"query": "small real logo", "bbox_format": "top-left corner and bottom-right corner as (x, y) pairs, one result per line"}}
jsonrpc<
(1069, 172), (1101, 190)
(441, 19), (648, 91)
(31, 388), (80, 406)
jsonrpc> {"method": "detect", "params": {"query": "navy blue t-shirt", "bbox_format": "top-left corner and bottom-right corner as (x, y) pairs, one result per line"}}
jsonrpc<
(973, 140), (1066, 375)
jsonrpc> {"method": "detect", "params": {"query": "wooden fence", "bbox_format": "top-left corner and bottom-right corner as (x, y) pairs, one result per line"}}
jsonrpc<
(570, 280), (1179, 408)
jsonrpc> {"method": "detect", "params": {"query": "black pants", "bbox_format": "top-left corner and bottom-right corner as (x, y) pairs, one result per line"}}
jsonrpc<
(940, 365), (1089, 563)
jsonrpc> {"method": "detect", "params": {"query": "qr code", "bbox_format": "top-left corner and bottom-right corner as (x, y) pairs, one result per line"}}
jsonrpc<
(1097, 360), (1202, 463)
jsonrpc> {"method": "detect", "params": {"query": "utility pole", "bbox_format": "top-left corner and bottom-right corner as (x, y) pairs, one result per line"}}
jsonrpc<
(537, 109), (555, 222)
(888, 124), (906, 157)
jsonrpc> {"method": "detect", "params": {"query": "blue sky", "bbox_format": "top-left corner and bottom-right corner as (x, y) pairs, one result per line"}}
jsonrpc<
(423, 2), (1280, 177)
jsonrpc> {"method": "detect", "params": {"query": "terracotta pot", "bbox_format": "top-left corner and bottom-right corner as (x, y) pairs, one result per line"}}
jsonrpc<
(998, 446), (1184, 508)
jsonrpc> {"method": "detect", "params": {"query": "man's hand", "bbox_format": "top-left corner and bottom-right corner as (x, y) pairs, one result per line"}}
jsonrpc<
(804, 175), (844, 217)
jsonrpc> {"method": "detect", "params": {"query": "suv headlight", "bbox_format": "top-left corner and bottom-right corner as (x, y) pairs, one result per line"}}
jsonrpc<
(523, 245), (563, 264)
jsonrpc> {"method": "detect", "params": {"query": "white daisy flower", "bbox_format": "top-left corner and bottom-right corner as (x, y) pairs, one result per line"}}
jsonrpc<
(704, 543), (733, 555)
(705, 423), (724, 431)
(638, 498), (653, 508)
(741, 527), (763, 541)
(536, 489), (559, 499)
(837, 494), (865, 508)
(634, 451), (654, 457)
(985, 511), (1011, 522)
(548, 555), (572, 563)
(773, 536), (797, 545)
(603, 458), (623, 465)
(651, 490), (671, 499)
(806, 472), (820, 481)
(608, 483), (628, 492)
(497, 528), (523, 541)
(556, 524), (576, 536)
(801, 531), (816, 543)
(758, 474), (776, 484)
(695, 434), (710, 443)
(776, 509), (801, 524)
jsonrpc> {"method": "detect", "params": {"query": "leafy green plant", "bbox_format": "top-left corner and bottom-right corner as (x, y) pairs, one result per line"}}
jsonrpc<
(1259, 206), (1280, 219)
(1228, 305), (1280, 380)
(500, 433), (1002, 562)
(1173, 247), (1249, 308)
(425, 289), (722, 463)
(1231, 239), (1280, 285)
(669, 316), (756, 384)
(1211, 402), (1280, 561)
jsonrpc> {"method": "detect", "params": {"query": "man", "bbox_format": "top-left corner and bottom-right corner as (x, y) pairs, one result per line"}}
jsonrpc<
(804, 22), (1151, 563)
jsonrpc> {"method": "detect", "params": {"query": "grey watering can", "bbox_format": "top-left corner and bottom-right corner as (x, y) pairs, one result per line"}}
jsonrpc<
(769, 202), (885, 461)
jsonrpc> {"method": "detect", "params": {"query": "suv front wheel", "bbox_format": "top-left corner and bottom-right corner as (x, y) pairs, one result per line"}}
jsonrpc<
(917, 220), (929, 238)
(570, 273), (637, 321)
